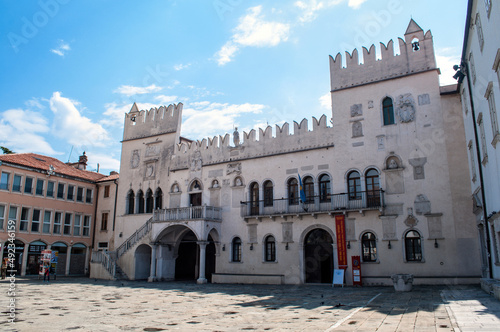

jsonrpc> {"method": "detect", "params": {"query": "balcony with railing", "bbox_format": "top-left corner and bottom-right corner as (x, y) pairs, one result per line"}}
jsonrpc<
(153, 205), (222, 222)
(240, 190), (384, 218)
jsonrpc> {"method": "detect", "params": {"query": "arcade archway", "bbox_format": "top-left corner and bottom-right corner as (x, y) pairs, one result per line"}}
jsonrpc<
(304, 228), (334, 283)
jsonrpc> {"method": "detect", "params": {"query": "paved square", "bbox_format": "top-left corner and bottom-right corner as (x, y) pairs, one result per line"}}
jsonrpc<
(1, 278), (500, 331)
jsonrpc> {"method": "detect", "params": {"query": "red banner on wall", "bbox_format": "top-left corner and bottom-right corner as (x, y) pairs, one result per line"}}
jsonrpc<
(335, 215), (348, 269)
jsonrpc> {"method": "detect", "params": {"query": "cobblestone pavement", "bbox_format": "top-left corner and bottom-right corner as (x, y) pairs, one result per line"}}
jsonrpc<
(1, 278), (499, 331)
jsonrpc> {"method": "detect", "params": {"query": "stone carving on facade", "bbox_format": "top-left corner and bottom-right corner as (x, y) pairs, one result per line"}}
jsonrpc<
(227, 162), (242, 175)
(212, 180), (220, 188)
(404, 208), (419, 228)
(145, 162), (155, 178)
(190, 150), (202, 171)
(396, 93), (416, 123)
(368, 100), (374, 109)
(171, 183), (180, 193)
(409, 157), (427, 180)
(233, 127), (240, 146)
(234, 177), (243, 186)
(282, 222), (293, 243)
(377, 135), (385, 150)
(145, 144), (160, 157)
(352, 121), (363, 137)
(350, 104), (363, 117)
(414, 194), (431, 215)
(418, 94), (430, 106)
(131, 150), (140, 169)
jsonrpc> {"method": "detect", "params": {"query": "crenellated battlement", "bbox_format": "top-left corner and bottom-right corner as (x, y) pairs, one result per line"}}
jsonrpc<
(330, 19), (437, 91)
(123, 103), (183, 141)
(170, 115), (334, 170)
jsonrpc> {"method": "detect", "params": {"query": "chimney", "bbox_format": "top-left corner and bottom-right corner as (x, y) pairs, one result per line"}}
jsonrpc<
(78, 152), (88, 170)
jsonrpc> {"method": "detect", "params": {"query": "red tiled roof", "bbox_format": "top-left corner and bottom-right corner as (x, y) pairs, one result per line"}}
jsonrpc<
(0, 153), (106, 182)
(97, 173), (119, 182)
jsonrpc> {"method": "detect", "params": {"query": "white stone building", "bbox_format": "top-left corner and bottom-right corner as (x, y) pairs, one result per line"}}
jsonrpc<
(91, 20), (481, 286)
(455, 0), (500, 297)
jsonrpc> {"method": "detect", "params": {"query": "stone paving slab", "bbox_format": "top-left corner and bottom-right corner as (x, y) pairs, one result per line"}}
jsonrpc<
(0, 278), (499, 331)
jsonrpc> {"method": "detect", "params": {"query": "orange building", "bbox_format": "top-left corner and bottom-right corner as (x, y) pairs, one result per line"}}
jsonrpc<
(0, 152), (107, 276)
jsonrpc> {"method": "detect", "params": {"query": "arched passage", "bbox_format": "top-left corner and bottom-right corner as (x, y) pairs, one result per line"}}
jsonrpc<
(175, 230), (198, 281)
(135, 244), (151, 280)
(304, 228), (334, 283)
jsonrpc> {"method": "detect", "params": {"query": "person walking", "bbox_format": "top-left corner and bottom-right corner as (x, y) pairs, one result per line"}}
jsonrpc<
(43, 266), (50, 283)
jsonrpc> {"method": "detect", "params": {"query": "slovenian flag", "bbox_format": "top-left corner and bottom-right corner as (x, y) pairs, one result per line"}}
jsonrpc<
(298, 174), (306, 203)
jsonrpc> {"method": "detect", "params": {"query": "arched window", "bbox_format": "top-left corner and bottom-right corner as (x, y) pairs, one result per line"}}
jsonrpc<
(145, 189), (154, 213)
(263, 181), (273, 207)
(155, 188), (163, 210)
(319, 174), (331, 203)
(365, 169), (380, 207)
(126, 190), (135, 215)
(348, 171), (361, 200)
(265, 235), (276, 262)
(232, 237), (242, 262)
(303, 176), (314, 203)
(361, 232), (377, 262)
(249, 182), (259, 215)
(136, 190), (145, 214)
(383, 97), (395, 125)
(405, 230), (422, 262)
(288, 178), (298, 205)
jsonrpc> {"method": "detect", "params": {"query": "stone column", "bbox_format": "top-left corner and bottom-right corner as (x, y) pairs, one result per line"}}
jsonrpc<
(197, 241), (208, 284)
(65, 245), (73, 276)
(332, 243), (339, 270)
(21, 244), (29, 276)
(148, 244), (157, 282)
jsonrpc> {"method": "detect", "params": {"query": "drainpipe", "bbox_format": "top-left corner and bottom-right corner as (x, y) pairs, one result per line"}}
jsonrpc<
(463, 59), (493, 279)
(112, 179), (118, 232)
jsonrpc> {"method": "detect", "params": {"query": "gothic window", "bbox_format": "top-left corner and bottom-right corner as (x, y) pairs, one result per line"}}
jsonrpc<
(348, 171), (361, 200)
(265, 235), (276, 262)
(405, 230), (422, 262)
(249, 182), (259, 215)
(232, 237), (242, 262)
(319, 174), (331, 202)
(288, 178), (299, 205)
(155, 188), (163, 210)
(146, 189), (154, 213)
(126, 190), (135, 215)
(382, 97), (395, 125)
(365, 169), (380, 207)
(263, 180), (273, 207)
(361, 232), (377, 262)
(137, 190), (145, 214)
(303, 176), (314, 203)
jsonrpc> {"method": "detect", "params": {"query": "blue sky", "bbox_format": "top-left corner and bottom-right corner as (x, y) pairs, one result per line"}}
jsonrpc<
(0, 0), (468, 174)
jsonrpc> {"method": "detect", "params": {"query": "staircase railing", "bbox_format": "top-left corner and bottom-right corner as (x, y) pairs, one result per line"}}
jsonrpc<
(91, 250), (116, 278)
(116, 217), (153, 259)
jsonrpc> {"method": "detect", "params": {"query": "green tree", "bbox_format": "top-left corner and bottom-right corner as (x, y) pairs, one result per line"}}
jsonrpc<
(0, 146), (15, 154)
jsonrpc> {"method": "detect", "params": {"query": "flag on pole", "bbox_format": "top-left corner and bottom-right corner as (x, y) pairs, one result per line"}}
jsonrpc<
(298, 174), (306, 204)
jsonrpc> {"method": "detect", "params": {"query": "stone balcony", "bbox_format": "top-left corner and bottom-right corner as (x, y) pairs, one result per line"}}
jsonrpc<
(153, 206), (222, 222)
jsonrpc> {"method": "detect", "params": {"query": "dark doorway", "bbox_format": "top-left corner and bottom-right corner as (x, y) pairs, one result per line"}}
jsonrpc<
(190, 193), (202, 206)
(205, 235), (216, 282)
(304, 229), (333, 283)
(175, 231), (197, 281)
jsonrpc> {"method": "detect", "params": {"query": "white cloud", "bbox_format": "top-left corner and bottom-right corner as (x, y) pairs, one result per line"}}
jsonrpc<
(50, 92), (109, 147)
(182, 102), (266, 138)
(113, 84), (162, 97)
(436, 47), (461, 86)
(215, 6), (290, 65)
(0, 109), (57, 154)
(319, 92), (331, 110)
(347, 0), (368, 9)
(155, 95), (179, 105)
(50, 40), (71, 57)
(87, 153), (121, 172)
(174, 63), (191, 71)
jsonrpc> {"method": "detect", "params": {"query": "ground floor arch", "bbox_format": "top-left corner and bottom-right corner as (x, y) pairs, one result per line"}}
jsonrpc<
(135, 244), (152, 280)
(304, 228), (334, 283)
